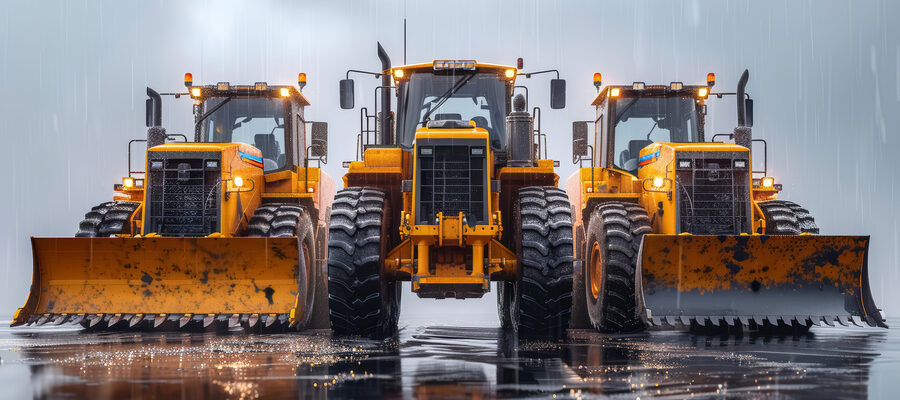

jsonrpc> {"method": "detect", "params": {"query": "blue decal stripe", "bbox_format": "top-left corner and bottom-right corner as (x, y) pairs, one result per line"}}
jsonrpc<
(637, 150), (660, 163)
(238, 151), (263, 163)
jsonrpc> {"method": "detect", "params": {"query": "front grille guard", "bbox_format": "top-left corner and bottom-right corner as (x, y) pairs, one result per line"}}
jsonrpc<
(675, 155), (752, 235)
(147, 156), (221, 236)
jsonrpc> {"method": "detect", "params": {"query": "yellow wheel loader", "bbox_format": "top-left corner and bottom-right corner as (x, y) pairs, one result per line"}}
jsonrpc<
(329, 43), (572, 338)
(12, 75), (336, 330)
(567, 70), (886, 332)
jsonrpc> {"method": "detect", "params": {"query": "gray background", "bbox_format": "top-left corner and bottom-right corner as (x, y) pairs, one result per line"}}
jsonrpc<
(1, 0), (898, 321)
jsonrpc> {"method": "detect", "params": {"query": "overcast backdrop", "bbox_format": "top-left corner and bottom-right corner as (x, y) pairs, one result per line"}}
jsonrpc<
(1, 0), (898, 321)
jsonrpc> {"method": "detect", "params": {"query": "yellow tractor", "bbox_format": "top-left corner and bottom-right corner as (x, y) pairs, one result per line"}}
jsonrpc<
(329, 43), (572, 338)
(12, 74), (336, 330)
(568, 70), (886, 332)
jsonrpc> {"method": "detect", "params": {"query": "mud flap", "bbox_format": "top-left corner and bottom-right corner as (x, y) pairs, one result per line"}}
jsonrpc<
(635, 235), (887, 328)
(12, 237), (306, 329)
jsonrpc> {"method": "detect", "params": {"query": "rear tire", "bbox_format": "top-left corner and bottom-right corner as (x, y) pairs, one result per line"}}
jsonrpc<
(758, 200), (819, 235)
(75, 201), (139, 237)
(245, 204), (316, 330)
(327, 188), (400, 338)
(510, 187), (573, 339)
(584, 202), (650, 333)
(497, 282), (513, 329)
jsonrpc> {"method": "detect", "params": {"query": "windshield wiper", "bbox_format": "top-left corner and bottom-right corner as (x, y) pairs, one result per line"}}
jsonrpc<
(419, 73), (476, 126)
(193, 97), (233, 140)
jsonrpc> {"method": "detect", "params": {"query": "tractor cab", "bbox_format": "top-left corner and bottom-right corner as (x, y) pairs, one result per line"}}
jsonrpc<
(185, 76), (322, 174)
(583, 77), (713, 174)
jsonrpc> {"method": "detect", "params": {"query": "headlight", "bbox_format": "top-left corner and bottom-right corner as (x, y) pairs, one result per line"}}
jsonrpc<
(761, 177), (774, 188)
(233, 176), (244, 187)
(653, 177), (665, 188)
(122, 177), (134, 188)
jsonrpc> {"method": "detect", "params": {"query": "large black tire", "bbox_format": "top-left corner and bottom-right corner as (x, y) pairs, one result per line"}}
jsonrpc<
(584, 202), (650, 333)
(509, 187), (574, 339)
(758, 200), (819, 235)
(245, 204), (317, 330)
(327, 188), (400, 338)
(497, 282), (513, 329)
(75, 201), (139, 237)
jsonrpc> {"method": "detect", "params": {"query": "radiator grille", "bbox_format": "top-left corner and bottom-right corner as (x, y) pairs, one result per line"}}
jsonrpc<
(676, 156), (750, 235)
(147, 154), (220, 236)
(416, 141), (488, 225)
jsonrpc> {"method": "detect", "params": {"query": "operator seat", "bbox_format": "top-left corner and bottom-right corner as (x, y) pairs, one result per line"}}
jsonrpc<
(619, 139), (653, 172)
(254, 134), (281, 171)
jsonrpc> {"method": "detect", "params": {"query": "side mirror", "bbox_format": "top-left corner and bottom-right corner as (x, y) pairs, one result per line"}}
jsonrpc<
(745, 98), (754, 127)
(572, 121), (589, 160)
(339, 79), (355, 109)
(550, 79), (566, 109)
(310, 122), (328, 158)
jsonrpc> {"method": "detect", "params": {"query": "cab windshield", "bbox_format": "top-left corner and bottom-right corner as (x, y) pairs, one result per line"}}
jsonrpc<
(199, 97), (288, 171)
(612, 96), (700, 172)
(396, 72), (509, 149)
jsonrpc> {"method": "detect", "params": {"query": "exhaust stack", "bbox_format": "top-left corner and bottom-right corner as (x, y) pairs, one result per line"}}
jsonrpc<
(733, 69), (752, 150)
(377, 42), (393, 145)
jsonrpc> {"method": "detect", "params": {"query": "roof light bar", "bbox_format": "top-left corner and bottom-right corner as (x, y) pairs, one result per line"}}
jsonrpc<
(433, 60), (476, 70)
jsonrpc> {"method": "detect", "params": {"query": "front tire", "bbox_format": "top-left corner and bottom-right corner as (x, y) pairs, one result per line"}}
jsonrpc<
(758, 200), (819, 235)
(75, 201), (139, 237)
(584, 202), (650, 333)
(510, 187), (574, 339)
(327, 188), (400, 338)
(245, 204), (316, 330)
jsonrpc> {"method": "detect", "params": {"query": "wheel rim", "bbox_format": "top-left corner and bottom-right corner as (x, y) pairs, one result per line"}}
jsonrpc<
(589, 242), (602, 300)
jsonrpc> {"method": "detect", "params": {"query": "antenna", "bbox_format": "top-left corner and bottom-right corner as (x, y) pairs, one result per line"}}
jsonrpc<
(403, 19), (407, 64)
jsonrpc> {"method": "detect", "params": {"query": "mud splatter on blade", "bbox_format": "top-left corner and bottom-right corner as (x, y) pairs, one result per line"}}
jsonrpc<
(636, 235), (887, 329)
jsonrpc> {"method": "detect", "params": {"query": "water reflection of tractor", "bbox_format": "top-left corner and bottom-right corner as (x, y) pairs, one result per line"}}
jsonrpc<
(568, 70), (886, 332)
(13, 75), (335, 331)
(329, 43), (573, 339)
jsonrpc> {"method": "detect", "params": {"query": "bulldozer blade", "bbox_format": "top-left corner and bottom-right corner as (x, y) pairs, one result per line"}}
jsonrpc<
(11, 237), (307, 329)
(636, 235), (887, 329)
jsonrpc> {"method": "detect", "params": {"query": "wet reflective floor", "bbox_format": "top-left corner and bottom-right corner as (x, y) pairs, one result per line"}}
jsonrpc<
(0, 298), (897, 399)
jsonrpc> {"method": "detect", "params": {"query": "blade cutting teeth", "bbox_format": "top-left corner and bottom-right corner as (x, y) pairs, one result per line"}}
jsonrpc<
(265, 314), (277, 328)
(179, 314), (192, 328)
(36, 314), (51, 326)
(128, 314), (143, 327)
(679, 316), (690, 326)
(69, 314), (86, 325)
(108, 314), (123, 327)
(851, 316), (864, 327)
(228, 314), (240, 328)
(153, 314), (167, 328)
(835, 316), (849, 326)
(88, 314), (103, 328)
(822, 316), (835, 327)
(203, 314), (216, 328)
(738, 316), (750, 327)
(248, 314), (260, 328)
(51, 314), (68, 325)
